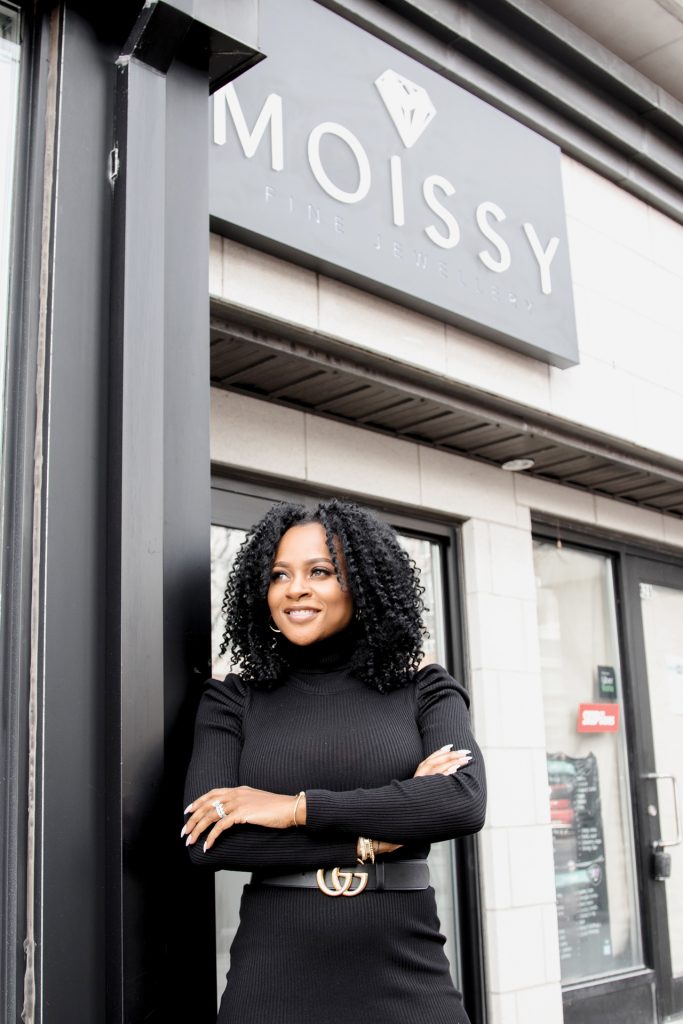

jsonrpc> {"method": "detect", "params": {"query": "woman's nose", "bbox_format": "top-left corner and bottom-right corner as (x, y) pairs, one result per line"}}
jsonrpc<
(286, 573), (311, 598)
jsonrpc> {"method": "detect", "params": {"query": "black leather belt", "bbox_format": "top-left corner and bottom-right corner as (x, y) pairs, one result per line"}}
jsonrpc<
(252, 860), (429, 897)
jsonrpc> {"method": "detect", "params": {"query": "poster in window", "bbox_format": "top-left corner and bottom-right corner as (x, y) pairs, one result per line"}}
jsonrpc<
(547, 752), (612, 980)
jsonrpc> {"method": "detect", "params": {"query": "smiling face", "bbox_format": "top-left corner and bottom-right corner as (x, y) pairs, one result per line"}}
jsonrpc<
(267, 522), (354, 646)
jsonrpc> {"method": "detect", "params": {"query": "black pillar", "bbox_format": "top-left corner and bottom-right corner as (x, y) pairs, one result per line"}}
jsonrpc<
(3, 3), (261, 1021)
(106, 7), (261, 1021)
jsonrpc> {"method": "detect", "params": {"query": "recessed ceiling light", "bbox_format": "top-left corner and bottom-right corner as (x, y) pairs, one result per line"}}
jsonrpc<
(501, 458), (535, 472)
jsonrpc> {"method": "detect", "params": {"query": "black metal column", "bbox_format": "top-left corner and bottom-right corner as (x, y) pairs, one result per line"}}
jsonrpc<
(105, 7), (262, 1022)
(37, 10), (116, 1022)
(0, 2), (261, 1022)
(107, 51), (169, 1023)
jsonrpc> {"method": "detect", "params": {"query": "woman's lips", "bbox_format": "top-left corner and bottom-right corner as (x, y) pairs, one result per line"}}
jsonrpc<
(285, 608), (320, 621)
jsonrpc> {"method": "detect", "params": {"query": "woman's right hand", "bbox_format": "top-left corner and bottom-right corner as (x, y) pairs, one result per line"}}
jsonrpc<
(413, 744), (472, 778)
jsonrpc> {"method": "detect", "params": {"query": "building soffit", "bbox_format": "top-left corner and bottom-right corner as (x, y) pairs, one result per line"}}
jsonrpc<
(537, 0), (683, 109)
(210, 313), (683, 519)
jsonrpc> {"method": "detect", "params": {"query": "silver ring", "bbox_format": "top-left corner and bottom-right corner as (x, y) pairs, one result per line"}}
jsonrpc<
(213, 800), (225, 819)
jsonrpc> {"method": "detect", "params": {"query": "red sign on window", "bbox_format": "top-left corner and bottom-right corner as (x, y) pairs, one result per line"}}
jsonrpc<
(577, 703), (619, 733)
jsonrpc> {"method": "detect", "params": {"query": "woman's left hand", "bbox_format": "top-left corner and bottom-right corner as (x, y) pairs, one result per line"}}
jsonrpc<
(182, 787), (297, 852)
(413, 745), (472, 777)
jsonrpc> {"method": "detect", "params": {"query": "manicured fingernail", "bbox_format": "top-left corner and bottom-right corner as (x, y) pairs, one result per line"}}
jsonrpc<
(203, 842), (207, 853)
(180, 826), (186, 838)
(438, 744), (454, 752)
(184, 803), (193, 813)
(185, 836), (192, 846)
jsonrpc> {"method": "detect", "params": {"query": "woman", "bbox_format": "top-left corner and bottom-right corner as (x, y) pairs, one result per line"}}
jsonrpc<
(182, 499), (486, 1023)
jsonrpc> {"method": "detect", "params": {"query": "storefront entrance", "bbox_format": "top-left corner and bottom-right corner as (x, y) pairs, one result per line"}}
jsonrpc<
(625, 558), (683, 1022)
(208, 476), (484, 1022)
(535, 527), (683, 1024)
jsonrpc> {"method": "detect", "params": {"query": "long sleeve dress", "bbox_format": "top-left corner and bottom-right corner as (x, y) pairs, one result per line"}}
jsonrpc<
(184, 632), (487, 1024)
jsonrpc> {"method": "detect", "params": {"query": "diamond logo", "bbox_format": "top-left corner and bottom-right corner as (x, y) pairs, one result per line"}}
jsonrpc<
(374, 69), (436, 149)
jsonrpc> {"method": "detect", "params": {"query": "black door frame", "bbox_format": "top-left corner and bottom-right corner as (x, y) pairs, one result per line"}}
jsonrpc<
(533, 515), (683, 1024)
(209, 472), (487, 1024)
(622, 555), (683, 1021)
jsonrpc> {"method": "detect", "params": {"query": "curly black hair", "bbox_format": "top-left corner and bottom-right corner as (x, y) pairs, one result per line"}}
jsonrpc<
(219, 499), (425, 693)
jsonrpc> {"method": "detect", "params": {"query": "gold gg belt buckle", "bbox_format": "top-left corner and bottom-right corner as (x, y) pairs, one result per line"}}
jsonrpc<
(316, 866), (368, 896)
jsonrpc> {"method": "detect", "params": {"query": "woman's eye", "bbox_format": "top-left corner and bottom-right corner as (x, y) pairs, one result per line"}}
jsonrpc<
(310, 567), (332, 577)
(270, 571), (288, 581)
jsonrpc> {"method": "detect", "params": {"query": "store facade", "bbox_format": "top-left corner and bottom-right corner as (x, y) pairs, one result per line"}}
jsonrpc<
(1, 2), (683, 1023)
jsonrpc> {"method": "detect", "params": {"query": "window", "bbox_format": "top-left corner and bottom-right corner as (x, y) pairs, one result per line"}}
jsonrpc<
(0, 3), (20, 458)
(533, 540), (643, 983)
(209, 497), (465, 1003)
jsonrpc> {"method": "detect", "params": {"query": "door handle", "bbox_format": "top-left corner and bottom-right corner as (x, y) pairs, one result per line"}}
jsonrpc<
(641, 773), (682, 849)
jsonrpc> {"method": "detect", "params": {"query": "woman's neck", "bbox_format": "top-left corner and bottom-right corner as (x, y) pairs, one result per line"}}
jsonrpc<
(280, 622), (360, 674)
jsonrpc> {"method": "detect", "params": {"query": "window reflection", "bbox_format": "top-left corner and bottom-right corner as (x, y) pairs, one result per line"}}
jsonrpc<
(0, 4), (21, 460)
(397, 533), (447, 667)
(210, 525), (246, 677)
(534, 541), (643, 983)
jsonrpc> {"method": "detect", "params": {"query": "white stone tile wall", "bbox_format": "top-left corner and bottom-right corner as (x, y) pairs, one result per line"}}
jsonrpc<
(318, 277), (448, 375)
(210, 155), (683, 461)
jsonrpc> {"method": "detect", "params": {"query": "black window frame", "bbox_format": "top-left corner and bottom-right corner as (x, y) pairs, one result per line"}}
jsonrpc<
(209, 469), (487, 1024)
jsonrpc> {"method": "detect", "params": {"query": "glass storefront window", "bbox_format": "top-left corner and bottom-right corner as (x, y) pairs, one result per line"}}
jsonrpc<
(0, 4), (21, 458)
(533, 540), (643, 984)
(210, 518), (461, 1002)
(397, 533), (447, 668)
(639, 583), (683, 978)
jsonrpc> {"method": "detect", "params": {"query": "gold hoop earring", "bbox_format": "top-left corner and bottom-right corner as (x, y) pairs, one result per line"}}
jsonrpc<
(269, 618), (281, 634)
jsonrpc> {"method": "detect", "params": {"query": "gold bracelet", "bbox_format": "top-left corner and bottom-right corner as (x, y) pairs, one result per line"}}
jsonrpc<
(292, 791), (305, 827)
(357, 836), (375, 864)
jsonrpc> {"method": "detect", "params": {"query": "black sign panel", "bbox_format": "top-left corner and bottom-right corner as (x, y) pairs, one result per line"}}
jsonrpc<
(209, 0), (579, 368)
(597, 665), (617, 700)
(548, 752), (613, 980)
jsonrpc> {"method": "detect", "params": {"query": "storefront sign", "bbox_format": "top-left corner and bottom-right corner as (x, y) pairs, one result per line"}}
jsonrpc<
(597, 665), (617, 700)
(209, 0), (579, 368)
(577, 703), (619, 733)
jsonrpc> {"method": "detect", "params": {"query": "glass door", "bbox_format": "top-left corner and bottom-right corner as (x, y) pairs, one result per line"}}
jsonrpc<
(209, 481), (469, 1007)
(625, 558), (683, 1021)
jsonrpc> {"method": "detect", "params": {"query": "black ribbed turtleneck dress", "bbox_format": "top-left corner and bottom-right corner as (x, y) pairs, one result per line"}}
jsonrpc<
(184, 628), (486, 1024)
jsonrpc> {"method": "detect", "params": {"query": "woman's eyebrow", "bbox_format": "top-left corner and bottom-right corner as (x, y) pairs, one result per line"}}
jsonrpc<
(271, 556), (335, 568)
